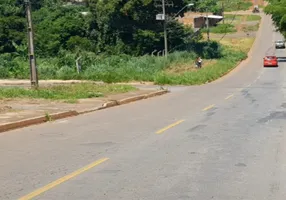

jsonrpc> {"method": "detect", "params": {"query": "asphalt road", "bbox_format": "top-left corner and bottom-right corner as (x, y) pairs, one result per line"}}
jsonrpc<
(1, 14), (286, 200)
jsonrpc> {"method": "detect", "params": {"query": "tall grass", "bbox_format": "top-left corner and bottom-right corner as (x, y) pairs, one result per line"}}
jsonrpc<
(154, 47), (247, 85)
(0, 43), (246, 85)
(0, 51), (198, 83)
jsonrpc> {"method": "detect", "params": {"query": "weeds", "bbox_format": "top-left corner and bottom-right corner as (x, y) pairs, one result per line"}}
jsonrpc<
(45, 112), (52, 121)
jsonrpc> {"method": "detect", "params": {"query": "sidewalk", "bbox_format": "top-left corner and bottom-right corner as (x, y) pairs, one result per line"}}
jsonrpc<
(0, 87), (168, 133)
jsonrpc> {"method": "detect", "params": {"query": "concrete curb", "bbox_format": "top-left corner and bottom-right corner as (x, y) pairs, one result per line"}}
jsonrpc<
(103, 90), (169, 108)
(0, 110), (78, 133)
(0, 90), (169, 133)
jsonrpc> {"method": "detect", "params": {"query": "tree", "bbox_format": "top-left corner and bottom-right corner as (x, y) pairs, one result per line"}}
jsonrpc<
(88, 0), (195, 55)
(264, 0), (286, 37)
(33, 5), (91, 56)
(0, 0), (26, 54)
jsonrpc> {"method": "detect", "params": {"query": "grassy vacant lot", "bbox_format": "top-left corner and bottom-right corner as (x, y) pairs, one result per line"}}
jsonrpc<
(0, 83), (136, 101)
(203, 14), (261, 34)
(246, 15), (261, 21)
(242, 24), (259, 32)
(222, 0), (252, 11)
(218, 37), (255, 53)
(224, 14), (261, 22)
(203, 24), (237, 34)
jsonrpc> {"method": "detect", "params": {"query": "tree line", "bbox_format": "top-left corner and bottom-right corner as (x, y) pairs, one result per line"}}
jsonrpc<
(0, 0), (236, 59)
(264, 0), (286, 38)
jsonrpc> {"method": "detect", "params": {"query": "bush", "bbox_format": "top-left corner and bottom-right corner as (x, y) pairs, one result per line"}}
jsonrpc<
(188, 41), (223, 59)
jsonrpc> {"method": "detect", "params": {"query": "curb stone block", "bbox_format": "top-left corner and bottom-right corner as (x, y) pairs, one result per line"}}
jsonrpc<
(117, 94), (147, 105)
(0, 90), (169, 133)
(0, 110), (78, 133)
(102, 100), (118, 108)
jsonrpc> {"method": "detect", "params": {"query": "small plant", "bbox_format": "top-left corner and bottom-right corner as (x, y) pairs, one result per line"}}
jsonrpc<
(45, 112), (52, 121)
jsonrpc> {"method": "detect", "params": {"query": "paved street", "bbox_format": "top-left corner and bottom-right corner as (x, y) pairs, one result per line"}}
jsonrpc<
(1, 14), (286, 200)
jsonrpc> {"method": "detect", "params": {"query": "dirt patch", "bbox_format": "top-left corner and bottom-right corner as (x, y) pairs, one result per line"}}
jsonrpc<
(0, 106), (12, 113)
(236, 15), (247, 31)
(219, 37), (255, 53)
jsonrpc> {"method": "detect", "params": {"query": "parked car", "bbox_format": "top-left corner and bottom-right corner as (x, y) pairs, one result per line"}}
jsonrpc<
(275, 40), (285, 49)
(263, 56), (278, 67)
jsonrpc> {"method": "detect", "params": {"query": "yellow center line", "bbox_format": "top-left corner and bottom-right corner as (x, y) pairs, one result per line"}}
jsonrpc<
(225, 94), (234, 100)
(18, 158), (109, 200)
(202, 104), (215, 111)
(156, 120), (185, 134)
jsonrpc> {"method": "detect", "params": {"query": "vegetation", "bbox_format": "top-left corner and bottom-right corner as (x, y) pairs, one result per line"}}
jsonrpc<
(264, 0), (286, 37)
(242, 23), (259, 32)
(0, 83), (136, 100)
(193, 0), (251, 14)
(0, 0), (258, 86)
(0, 41), (221, 83)
(155, 47), (247, 85)
(222, 0), (252, 12)
(246, 15), (261, 21)
(202, 24), (237, 34)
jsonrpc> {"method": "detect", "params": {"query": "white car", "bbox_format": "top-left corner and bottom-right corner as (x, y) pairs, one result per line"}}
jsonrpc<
(275, 40), (285, 49)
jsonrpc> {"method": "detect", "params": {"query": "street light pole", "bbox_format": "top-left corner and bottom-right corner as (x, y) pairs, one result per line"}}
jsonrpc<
(155, 2), (193, 57)
(174, 3), (194, 18)
(162, 0), (168, 57)
(24, 0), (39, 88)
(222, 1), (224, 24)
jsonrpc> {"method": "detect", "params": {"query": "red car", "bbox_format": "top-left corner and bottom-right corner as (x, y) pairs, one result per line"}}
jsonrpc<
(263, 56), (278, 67)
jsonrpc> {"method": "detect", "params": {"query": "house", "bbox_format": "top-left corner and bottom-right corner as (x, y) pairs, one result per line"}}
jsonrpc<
(178, 12), (223, 30)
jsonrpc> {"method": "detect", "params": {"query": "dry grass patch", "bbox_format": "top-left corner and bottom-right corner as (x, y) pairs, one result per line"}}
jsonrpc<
(218, 37), (255, 53)
(165, 60), (218, 74)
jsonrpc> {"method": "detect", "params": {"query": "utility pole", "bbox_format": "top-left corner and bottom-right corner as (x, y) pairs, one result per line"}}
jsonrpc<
(222, 1), (224, 24)
(162, 0), (168, 57)
(206, 12), (210, 42)
(24, 0), (39, 88)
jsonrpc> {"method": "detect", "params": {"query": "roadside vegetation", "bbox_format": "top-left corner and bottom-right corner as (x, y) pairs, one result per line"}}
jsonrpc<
(0, 0), (262, 88)
(0, 83), (136, 101)
(264, 0), (286, 39)
(202, 24), (236, 34)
